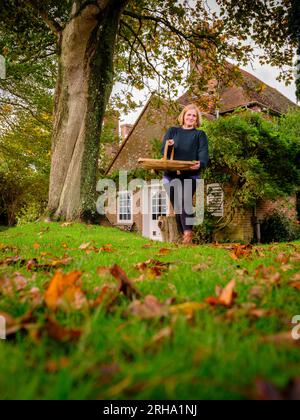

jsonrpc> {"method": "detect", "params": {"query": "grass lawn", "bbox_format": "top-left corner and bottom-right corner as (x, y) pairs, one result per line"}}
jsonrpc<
(0, 221), (300, 400)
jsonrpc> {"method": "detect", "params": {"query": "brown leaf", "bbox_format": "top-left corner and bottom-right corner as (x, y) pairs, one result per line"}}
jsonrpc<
(205, 280), (237, 307)
(110, 264), (141, 300)
(0, 256), (26, 267)
(218, 279), (237, 307)
(100, 244), (115, 253)
(205, 296), (220, 306)
(44, 317), (82, 342)
(126, 295), (168, 319)
(229, 244), (253, 260)
(290, 273), (300, 282)
(79, 242), (92, 250)
(249, 286), (264, 300)
(92, 284), (120, 311)
(192, 263), (210, 272)
(157, 248), (171, 256)
(97, 266), (113, 278)
(26, 256), (73, 272)
(45, 270), (87, 311)
(290, 253), (300, 263)
(275, 253), (290, 264)
(150, 326), (173, 345)
(289, 282), (300, 291)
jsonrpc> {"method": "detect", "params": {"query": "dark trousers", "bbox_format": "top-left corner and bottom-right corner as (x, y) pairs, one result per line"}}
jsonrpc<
(163, 177), (197, 233)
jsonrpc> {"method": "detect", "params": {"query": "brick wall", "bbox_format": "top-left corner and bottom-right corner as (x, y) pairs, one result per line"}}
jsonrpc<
(107, 96), (180, 174)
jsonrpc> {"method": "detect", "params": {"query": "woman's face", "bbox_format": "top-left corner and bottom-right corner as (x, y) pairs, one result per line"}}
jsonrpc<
(183, 109), (198, 128)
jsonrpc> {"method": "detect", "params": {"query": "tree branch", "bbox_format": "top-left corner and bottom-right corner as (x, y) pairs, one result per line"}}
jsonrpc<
(23, 0), (63, 35)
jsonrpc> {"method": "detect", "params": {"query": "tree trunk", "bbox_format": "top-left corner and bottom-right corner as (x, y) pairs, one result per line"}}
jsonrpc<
(47, 0), (128, 222)
(158, 215), (182, 243)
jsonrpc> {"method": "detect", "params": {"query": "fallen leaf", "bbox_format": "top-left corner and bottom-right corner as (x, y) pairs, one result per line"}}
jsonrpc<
(45, 270), (87, 311)
(150, 326), (173, 345)
(275, 253), (290, 264)
(289, 282), (300, 291)
(229, 244), (253, 260)
(0, 256), (26, 267)
(97, 266), (113, 278)
(169, 302), (206, 318)
(79, 242), (92, 250)
(125, 295), (168, 319)
(110, 264), (141, 300)
(157, 248), (171, 256)
(192, 263), (210, 272)
(44, 317), (82, 342)
(219, 279), (237, 307)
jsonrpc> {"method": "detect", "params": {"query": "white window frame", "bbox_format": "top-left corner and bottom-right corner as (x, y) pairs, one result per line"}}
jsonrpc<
(117, 191), (133, 224)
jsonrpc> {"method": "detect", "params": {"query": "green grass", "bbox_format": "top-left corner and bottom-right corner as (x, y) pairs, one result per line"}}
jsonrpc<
(0, 221), (300, 400)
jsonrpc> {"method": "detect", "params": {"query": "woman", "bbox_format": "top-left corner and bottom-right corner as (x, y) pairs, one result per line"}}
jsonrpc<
(160, 104), (209, 244)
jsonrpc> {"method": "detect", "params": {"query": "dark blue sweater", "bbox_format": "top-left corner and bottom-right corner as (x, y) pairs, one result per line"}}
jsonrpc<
(160, 126), (209, 177)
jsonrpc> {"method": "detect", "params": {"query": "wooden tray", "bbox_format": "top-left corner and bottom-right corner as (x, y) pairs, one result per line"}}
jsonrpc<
(138, 142), (197, 171)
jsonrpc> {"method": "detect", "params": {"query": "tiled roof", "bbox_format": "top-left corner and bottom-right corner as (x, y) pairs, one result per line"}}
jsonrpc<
(178, 66), (298, 115)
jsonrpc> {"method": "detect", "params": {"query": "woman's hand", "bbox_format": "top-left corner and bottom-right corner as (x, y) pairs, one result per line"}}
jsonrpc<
(167, 139), (175, 146)
(190, 161), (200, 170)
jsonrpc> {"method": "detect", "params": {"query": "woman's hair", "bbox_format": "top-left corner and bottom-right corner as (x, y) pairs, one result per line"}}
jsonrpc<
(178, 104), (202, 128)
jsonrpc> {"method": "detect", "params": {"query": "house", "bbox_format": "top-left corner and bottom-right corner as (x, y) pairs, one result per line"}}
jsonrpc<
(102, 66), (299, 243)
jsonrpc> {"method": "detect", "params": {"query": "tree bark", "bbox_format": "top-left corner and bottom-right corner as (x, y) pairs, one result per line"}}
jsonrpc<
(47, 0), (128, 222)
(158, 215), (182, 243)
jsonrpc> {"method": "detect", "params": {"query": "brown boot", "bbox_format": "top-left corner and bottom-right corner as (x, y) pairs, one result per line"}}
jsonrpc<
(182, 230), (194, 245)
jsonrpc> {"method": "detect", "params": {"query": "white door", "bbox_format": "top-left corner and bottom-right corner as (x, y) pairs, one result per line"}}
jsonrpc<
(149, 187), (168, 241)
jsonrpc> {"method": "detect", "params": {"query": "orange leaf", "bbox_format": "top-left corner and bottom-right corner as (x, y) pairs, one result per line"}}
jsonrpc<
(219, 279), (236, 306)
(45, 270), (87, 311)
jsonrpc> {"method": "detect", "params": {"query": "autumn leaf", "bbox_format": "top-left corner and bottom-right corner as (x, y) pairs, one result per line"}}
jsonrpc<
(44, 316), (82, 342)
(192, 263), (210, 272)
(0, 256), (26, 267)
(26, 256), (73, 271)
(157, 248), (172, 256)
(218, 279), (237, 306)
(205, 279), (237, 307)
(45, 270), (88, 311)
(169, 302), (206, 318)
(229, 244), (253, 260)
(110, 264), (141, 300)
(134, 259), (170, 280)
(92, 284), (120, 312)
(125, 295), (168, 319)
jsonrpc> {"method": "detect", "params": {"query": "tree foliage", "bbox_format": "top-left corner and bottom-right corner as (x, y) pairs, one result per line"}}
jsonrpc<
(204, 110), (300, 209)
(0, 111), (51, 225)
(0, 0), (298, 117)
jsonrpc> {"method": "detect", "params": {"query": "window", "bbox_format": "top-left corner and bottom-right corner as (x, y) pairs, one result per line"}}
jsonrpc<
(117, 191), (133, 223)
(151, 190), (167, 221)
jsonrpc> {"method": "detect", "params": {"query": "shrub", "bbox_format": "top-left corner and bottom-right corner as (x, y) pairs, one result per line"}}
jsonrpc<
(260, 210), (300, 243)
